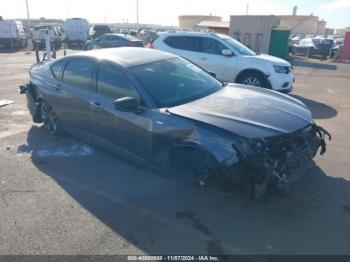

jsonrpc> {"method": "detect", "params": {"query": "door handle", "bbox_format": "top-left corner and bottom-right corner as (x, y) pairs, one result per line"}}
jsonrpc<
(89, 101), (104, 111)
(49, 83), (61, 91)
(200, 57), (208, 61)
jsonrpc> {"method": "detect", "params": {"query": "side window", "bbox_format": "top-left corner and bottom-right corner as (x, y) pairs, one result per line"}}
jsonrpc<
(164, 36), (201, 52)
(98, 35), (107, 41)
(201, 38), (226, 55)
(109, 35), (120, 41)
(62, 58), (94, 90)
(51, 60), (66, 79)
(97, 63), (139, 100)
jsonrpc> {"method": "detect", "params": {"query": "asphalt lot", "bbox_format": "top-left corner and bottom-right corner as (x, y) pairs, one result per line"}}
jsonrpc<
(0, 48), (350, 255)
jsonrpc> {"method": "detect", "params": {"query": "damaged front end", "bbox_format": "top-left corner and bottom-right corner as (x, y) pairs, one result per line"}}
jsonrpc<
(19, 82), (42, 124)
(227, 123), (331, 199)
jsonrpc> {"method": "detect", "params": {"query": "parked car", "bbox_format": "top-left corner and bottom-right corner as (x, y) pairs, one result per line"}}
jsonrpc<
(151, 31), (294, 93)
(331, 39), (343, 58)
(20, 48), (330, 199)
(89, 25), (112, 39)
(292, 37), (333, 60)
(0, 20), (26, 48)
(84, 33), (143, 50)
(65, 18), (89, 47)
(31, 25), (62, 50)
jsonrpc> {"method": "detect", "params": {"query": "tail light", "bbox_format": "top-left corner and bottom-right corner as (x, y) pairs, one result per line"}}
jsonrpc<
(146, 43), (153, 48)
(16, 28), (19, 38)
(127, 41), (133, 46)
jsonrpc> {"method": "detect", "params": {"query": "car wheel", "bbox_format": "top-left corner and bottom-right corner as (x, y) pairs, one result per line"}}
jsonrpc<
(40, 101), (63, 136)
(306, 48), (311, 58)
(238, 72), (267, 88)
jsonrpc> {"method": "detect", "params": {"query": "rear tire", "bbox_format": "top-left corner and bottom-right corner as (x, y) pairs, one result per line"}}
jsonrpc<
(40, 101), (63, 136)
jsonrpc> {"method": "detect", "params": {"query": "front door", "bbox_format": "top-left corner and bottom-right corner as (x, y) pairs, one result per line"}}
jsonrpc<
(197, 37), (237, 82)
(90, 62), (153, 162)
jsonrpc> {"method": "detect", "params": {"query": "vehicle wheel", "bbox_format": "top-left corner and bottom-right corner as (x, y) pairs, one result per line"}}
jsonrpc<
(306, 48), (311, 58)
(192, 149), (218, 182)
(238, 72), (267, 88)
(85, 44), (93, 51)
(40, 101), (63, 136)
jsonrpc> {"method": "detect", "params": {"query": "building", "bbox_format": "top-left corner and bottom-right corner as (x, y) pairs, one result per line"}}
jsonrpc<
(178, 15), (222, 30)
(279, 15), (326, 35)
(229, 15), (281, 54)
(195, 20), (229, 34)
(14, 18), (65, 28)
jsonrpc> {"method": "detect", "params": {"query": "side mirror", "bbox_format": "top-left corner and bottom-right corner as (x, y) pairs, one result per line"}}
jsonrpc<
(222, 49), (233, 56)
(208, 72), (216, 78)
(113, 97), (138, 112)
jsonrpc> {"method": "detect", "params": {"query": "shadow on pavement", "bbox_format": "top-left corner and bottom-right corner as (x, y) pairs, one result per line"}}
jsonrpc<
(288, 56), (337, 70)
(22, 126), (350, 254)
(291, 95), (338, 119)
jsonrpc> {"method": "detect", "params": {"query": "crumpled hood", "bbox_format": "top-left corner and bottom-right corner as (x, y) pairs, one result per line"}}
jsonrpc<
(168, 84), (312, 138)
(245, 53), (291, 66)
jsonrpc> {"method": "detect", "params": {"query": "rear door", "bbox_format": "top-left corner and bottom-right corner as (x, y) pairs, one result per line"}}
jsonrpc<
(163, 36), (202, 64)
(90, 62), (153, 162)
(59, 57), (96, 138)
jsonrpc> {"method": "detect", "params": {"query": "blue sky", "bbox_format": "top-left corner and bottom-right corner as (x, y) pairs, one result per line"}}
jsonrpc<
(2, 0), (350, 28)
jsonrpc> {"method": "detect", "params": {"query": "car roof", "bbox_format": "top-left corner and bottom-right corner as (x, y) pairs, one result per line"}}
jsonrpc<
(158, 31), (227, 39)
(70, 47), (178, 68)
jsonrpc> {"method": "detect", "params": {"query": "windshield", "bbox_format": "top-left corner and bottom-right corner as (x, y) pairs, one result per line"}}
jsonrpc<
(131, 57), (223, 108)
(222, 37), (256, 56)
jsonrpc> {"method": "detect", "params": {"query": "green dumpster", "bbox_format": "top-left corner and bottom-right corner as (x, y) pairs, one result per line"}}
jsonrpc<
(268, 26), (290, 59)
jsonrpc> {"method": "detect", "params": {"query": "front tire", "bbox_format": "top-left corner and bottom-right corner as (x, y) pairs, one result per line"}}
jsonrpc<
(40, 101), (63, 136)
(238, 72), (267, 88)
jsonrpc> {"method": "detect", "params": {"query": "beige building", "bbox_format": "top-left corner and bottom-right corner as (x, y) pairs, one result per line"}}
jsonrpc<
(178, 15), (222, 30)
(195, 21), (230, 35)
(279, 15), (326, 35)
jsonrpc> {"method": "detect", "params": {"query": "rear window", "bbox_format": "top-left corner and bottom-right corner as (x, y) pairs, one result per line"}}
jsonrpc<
(62, 58), (95, 91)
(51, 60), (66, 79)
(164, 36), (201, 52)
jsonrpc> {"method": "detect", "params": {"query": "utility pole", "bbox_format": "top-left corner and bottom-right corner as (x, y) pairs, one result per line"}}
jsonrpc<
(136, 0), (139, 25)
(246, 3), (249, 15)
(25, 0), (32, 53)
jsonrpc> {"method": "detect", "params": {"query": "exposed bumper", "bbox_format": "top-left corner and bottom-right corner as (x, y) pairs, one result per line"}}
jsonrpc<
(222, 123), (331, 199)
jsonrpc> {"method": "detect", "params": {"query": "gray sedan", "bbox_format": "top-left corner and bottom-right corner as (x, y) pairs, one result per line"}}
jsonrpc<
(84, 33), (143, 50)
(21, 48), (330, 199)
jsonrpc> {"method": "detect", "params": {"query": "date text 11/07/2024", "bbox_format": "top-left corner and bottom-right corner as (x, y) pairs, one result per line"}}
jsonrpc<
(127, 256), (220, 261)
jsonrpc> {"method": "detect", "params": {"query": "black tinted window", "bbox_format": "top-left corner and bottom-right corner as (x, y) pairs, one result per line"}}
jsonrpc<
(63, 59), (94, 90)
(97, 63), (139, 100)
(201, 38), (226, 55)
(131, 57), (222, 108)
(164, 36), (201, 51)
(51, 60), (66, 79)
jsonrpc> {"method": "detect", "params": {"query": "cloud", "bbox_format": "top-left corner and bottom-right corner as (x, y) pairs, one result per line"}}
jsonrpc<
(320, 0), (350, 11)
